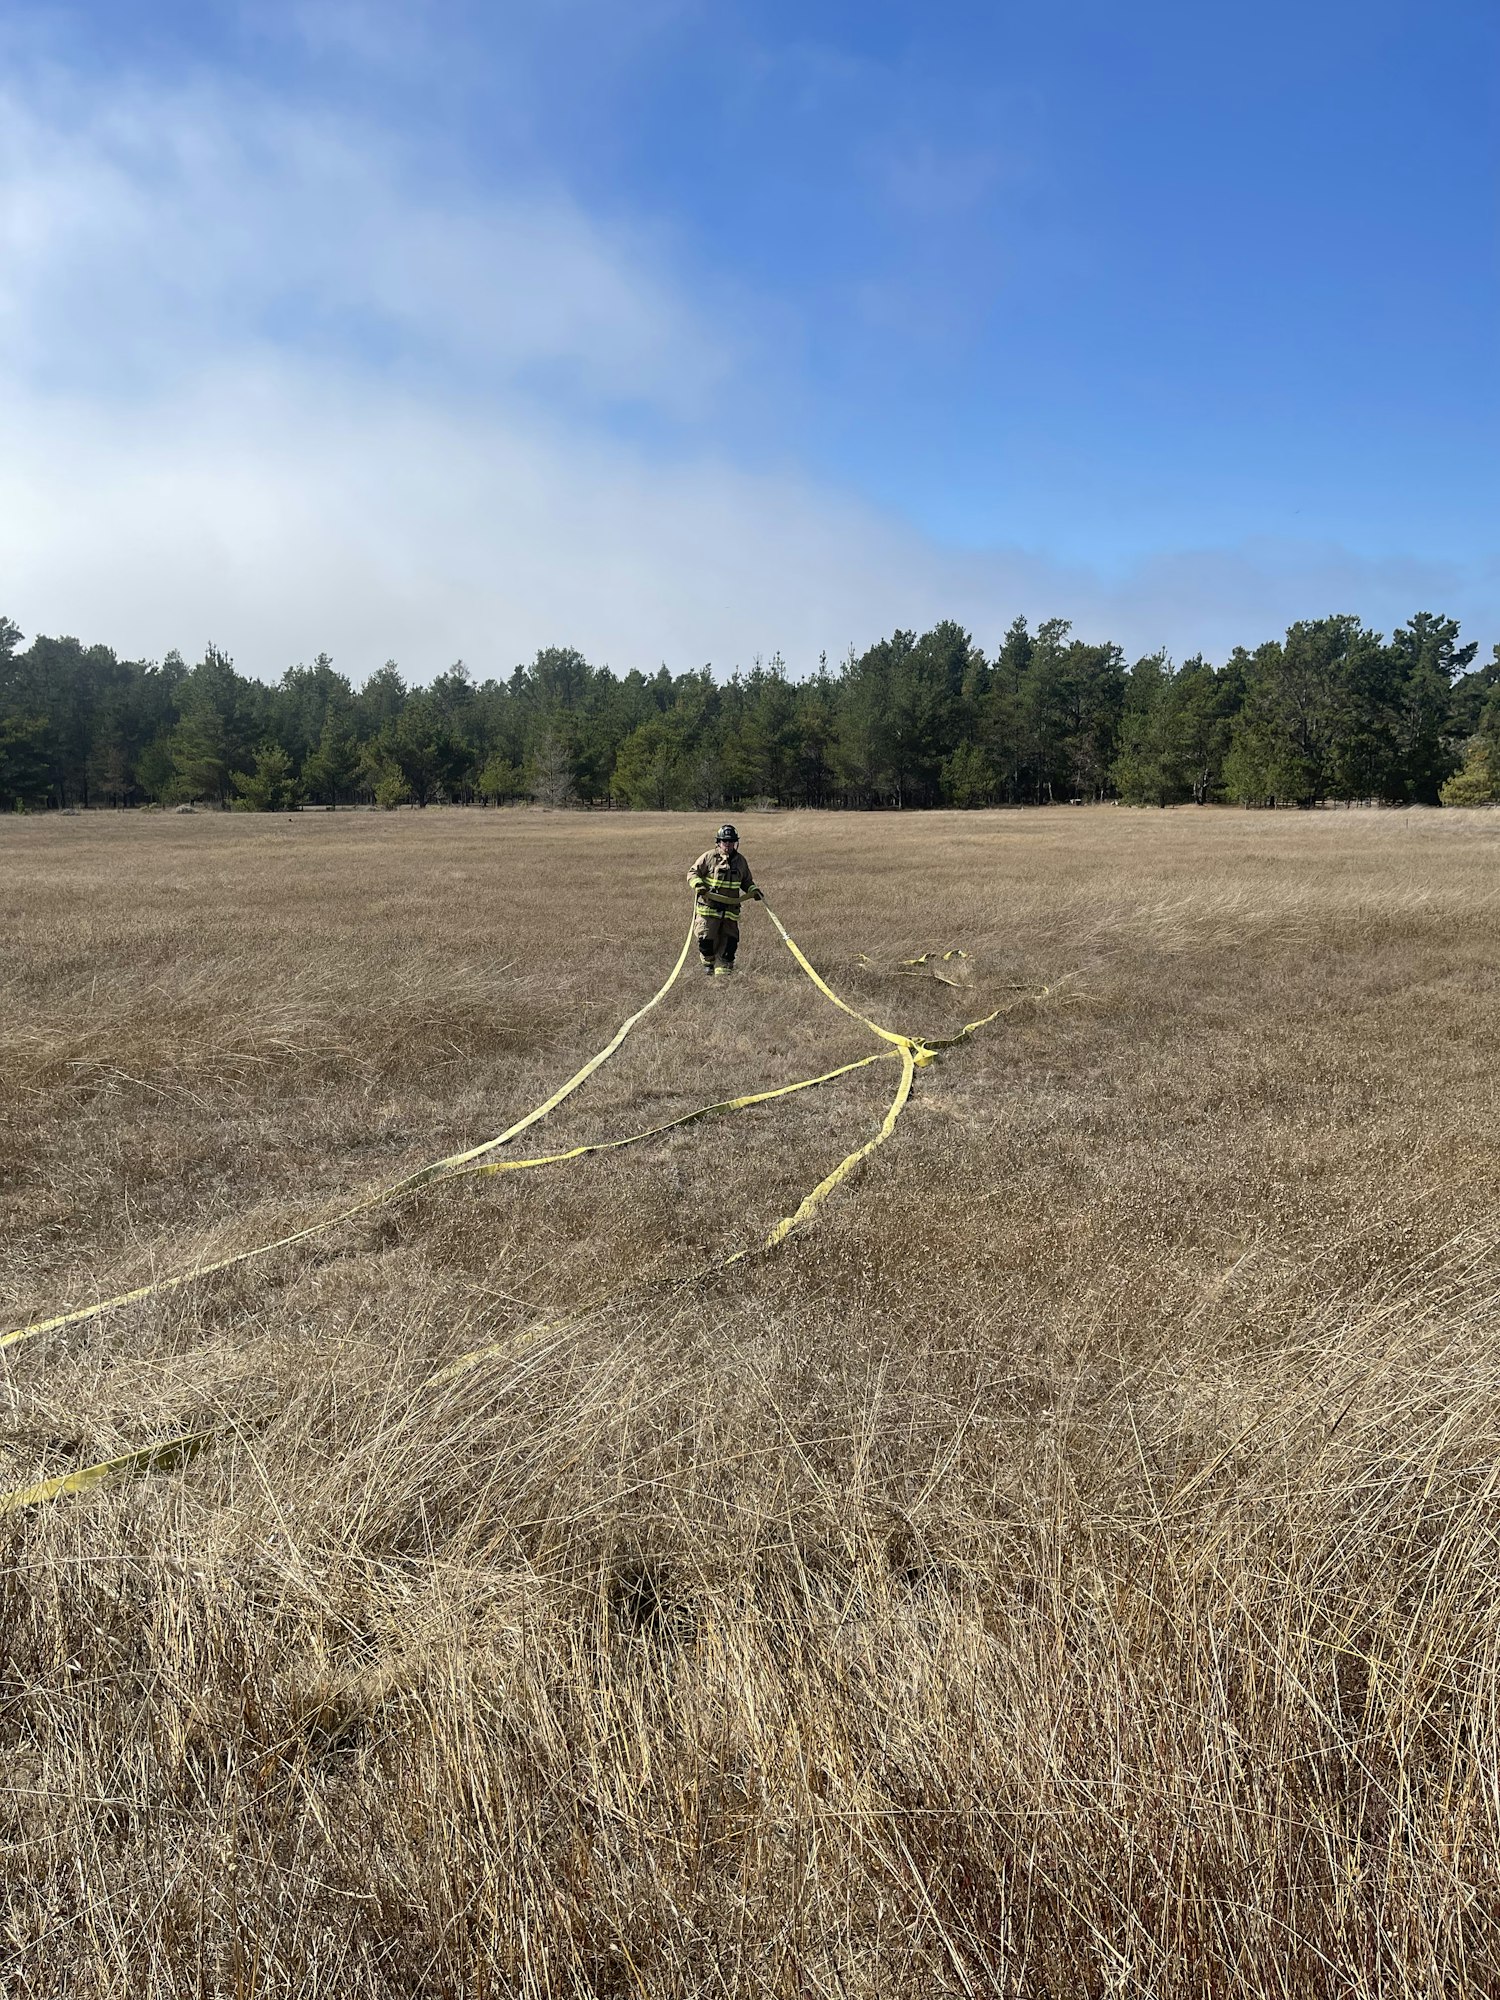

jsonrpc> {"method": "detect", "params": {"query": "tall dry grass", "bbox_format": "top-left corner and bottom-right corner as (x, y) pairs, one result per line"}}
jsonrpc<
(3, 803), (1500, 1996)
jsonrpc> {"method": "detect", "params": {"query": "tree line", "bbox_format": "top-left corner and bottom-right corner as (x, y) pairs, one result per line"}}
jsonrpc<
(2, 609), (1497, 813)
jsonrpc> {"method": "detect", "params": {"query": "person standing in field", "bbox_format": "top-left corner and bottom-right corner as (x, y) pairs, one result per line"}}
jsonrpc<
(688, 823), (762, 976)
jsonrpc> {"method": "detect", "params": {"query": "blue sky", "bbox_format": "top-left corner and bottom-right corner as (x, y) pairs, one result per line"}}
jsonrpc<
(3, 0), (1496, 680)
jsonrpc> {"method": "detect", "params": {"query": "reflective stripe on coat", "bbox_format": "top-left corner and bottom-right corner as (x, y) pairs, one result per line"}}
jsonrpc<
(687, 848), (756, 920)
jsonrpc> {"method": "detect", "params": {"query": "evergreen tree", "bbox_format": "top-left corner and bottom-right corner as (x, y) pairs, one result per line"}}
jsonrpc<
(358, 737), (412, 808)
(167, 647), (255, 805)
(131, 653), (191, 801)
(833, 642), (891, 804)
(469, 675), (526, 784)
(1388, 612), (1476, 805)
(1061, 638), (1127, 799)
(793, 654), (838, 807)
(1483, 682), (1500, 766)
(1113, 652), (1187, 806)
(231, 742), (301, 811)
(982, 616), (1033, 801)
(943, 740), (997, 807)
(6, 635), (124, 806)
(1017, 618), (1076, 801)
(168, 716), (226, 806)
(0, 716), (51, 810)
(1, 602), (1494, 818)
(945, 634), (999, 804)
(168, 706), (230, 804)
(275, 654), (351, 764)
(739, 655), (802, 802)
(612, 716), (691, 808)
(889, 624), (967, 806)
(354, 661), (408, 740)
(376, 695), (461, 806)
(476, 751), (526, 803)
(1224, 620), (1357, 805)
(1326, 622), (1403, 802)
(87, 694), (137, 806)
(1174, 655), (1239, 804)
(1439, 740), (1499, 806)
(135, 733), (179, 802)
(302, 707), (361, 805)
(1451, 642), (1500, 735)
(1221, 646), (1276, 803)
(1440, 682), (1500, 806)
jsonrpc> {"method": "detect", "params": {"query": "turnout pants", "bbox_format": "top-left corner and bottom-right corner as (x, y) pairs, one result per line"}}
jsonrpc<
(695, 913), (739, 965)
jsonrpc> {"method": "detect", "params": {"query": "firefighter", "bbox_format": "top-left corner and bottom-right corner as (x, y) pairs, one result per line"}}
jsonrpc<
(687, 823), (762, 975)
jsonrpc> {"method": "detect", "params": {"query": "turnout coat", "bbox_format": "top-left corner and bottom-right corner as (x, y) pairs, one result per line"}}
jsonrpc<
(688, 849), (757, 932)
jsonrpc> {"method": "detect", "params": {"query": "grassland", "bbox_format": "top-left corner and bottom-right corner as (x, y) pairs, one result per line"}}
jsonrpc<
(3, 803), (1500, 1998)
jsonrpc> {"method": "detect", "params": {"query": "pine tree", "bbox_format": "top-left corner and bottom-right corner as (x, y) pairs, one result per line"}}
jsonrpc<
(984, 617), (1033, 801)
(476, 751), (526, 804)
(1224, 621), (1355, 806)
(740, 655), (801, 803)
(1018, 618), (1074, 802)
(302, 708), (360, 806)
(1326, 622), (1402, 802)
(1173, 656), (1238, 804)
(611, 717), (690, 809)
(1440, 685), (1500, 806)
(1439, 741), (1499, 806)
(943, 740), (997, 807)
(168, 699), (231, 804)
(0, 716), (51, 810)
(135, 733), (177, 802)
(354, 661), (407, 739)
(794, 655), (838, 807)
(230, 742), (300, 811)
(358, 739), (412, 809)
(277, 655), (352, 765)
(1113, 653), (1186, 806)
(1451, 643), (1500, 736)
(1388, 613), (1476, 805)
(390, 696), (461, 806)
(833, 642), (892, 805)
(168, 647), (252, 805)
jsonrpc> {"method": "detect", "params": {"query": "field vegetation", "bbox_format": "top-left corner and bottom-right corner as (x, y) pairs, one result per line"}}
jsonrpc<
(3, 804), (1500, 1996)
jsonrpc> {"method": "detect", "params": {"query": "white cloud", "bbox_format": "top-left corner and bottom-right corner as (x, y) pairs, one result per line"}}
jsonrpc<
(9, 363), (1490, 680)
(0, 74), (730, 416)
(1, 364), (932, 676)
(1, 64), (1495, 680)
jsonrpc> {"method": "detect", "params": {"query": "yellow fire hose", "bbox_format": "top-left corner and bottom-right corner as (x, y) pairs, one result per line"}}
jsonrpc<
(1, 899), (1030, 1511)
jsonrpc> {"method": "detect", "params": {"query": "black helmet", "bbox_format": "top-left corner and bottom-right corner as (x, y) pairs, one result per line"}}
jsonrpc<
(716, 823), (739, 842)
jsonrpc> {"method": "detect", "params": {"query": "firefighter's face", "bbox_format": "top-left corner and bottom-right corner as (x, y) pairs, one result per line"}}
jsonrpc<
(717, 838), (737, 854)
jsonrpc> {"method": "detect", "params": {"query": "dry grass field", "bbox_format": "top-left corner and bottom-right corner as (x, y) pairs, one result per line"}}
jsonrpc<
(3, 803), (1500, 1998)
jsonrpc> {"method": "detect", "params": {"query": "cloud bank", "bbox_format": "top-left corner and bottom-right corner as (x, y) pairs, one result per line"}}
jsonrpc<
(3, 65), (1493, 681)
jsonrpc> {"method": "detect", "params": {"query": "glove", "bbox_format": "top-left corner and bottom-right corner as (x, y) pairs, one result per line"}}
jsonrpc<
(749, 887), (764, 901)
